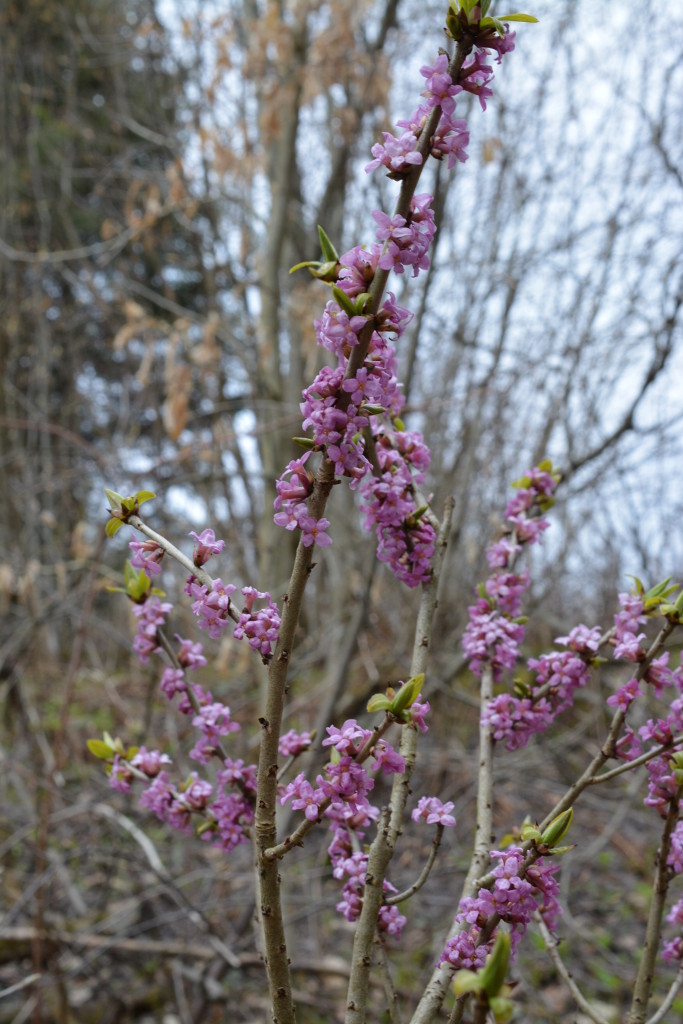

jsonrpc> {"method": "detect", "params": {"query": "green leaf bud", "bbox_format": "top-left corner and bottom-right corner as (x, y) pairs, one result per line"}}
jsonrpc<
(452, 969), (483, 996)
(480, 931), (511, 998)
(390, 673), (425, 715)
(541, 807), (573, 848)
(520, 822), (542, 843)
(489, 994), (515, 1023)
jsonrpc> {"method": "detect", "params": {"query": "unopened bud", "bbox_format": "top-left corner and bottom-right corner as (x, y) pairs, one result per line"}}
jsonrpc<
(541, 807), (573, 848)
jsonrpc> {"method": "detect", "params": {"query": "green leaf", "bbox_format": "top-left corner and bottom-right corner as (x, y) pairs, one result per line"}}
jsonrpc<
(480, 16), (506, 35)
(626, 574), (645, 596)
(367, 694), (393, 713)
(318, 225), (339, 263)
(546, 843), (574, 855)
(292, 436), (316, 449)
(496, 12), (539, 23)
(511, 474), (531, 490)
(136, 490), (156, 506)
(289, 259), (317, 274)
(105, 488), (125, 509)
(105, 517), (124, 538)
(332, 285), (356, 317)
(87, 738), (114, 760)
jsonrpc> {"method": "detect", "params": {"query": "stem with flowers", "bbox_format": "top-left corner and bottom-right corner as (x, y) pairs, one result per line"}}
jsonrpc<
(90, 4), (683, 1023)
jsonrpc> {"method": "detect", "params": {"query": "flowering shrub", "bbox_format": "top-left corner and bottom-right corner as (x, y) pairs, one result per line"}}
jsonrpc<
(90, 4), (683, 1023)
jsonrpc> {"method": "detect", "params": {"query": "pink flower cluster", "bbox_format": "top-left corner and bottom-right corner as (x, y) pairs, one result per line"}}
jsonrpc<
(462, 466), (557, 687)
(188, 578), (237, 639)
(663, 897), (683, 964)
(439, 846), (560, 972)
(280, 712), (450, 938)
(182, 538), (281, 659)
(411, 796), (456, 828)
(233, 586), (282, 661)
(366, 53), (474, 177)
(278, 729), (313, 758)
(136, 765), (255, 853)
(482, 630), (597, 751)
(132, 596), (172, 663)
(274, 37), (513, 584)
(605, 592), (683, 761)
(112, 628), (259, 854)
(129, 531), (164, 577)
(372, 194), (436, 277)
(274, 231), (436, 583)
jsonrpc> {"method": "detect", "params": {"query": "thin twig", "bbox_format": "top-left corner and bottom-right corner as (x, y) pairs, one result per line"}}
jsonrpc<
(646, 964), (683, 1024)
(385, 825), (444, 905)
(627, 787), (682, 1024)
(590, 732), (683, 786)
(345, 497), (455, 1024)
(127, 515), (216, 595)
(534, 911), (610, 1024)
(376, 936), (404, 1024)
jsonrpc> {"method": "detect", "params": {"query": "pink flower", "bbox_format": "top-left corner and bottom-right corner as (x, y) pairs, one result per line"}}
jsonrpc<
(613, 632), (646, 663)
(279, 729), (313, 757)
(372, 741), (405, 776)
(411, 796), (456, 827)
(109, 754), (132, 793)
(419, 54), (461, 115)
(280, 772), (326, 821)
(189, 528), (225, 567)
(365, 130), (423, 176)
(299, 515), (332, 548)
(606, 677), (641, 711)
(131, 747), (171, 777)
(322, 720), (369, 755)
(190, 579), (237, 639)
(129, 531), (164, 576)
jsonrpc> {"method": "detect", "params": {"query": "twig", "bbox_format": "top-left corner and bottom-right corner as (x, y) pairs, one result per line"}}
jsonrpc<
(534, 911), (610, 1024)
(376, 937), (404, 1024)
(590, 732), (683, 786)
(646, 963), (683, 1024)
(127, 515), (217, 595)
(345, 496), (455, 1024)
(385, 825), (445, 905)
(0, 974), (41, 1000)
(627, 786), (682, 1024)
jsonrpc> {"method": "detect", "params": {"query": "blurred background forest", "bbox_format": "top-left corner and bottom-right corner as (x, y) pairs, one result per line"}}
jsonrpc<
(1, 0), (682, 1021)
